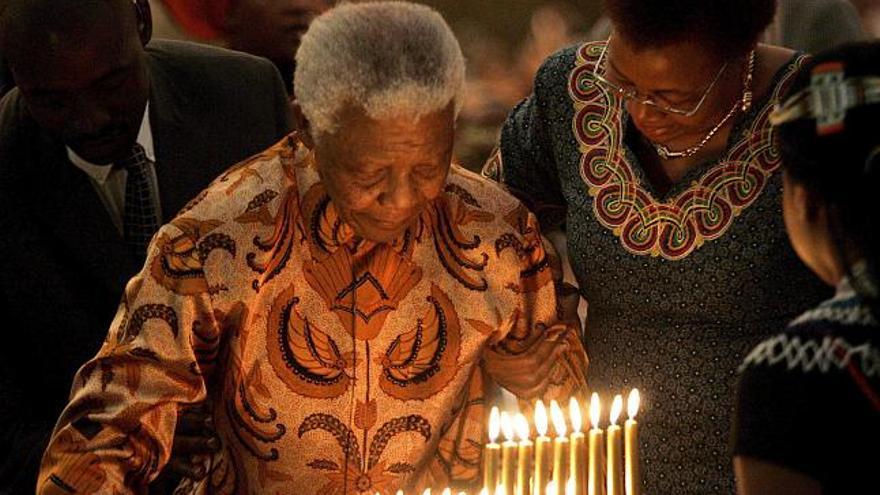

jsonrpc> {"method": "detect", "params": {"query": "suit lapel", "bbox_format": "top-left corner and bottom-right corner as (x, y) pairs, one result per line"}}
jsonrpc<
(33, 136), (140, 293)
(146, 51), (193, 221)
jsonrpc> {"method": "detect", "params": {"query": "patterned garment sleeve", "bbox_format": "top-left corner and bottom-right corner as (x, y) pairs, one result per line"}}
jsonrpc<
(37, 222), (219, 494)
(482, 70), (567, 230)
(487, 206), (588, 404)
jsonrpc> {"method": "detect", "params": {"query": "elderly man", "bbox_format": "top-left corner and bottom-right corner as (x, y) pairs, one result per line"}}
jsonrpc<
(37, 2), (587, 494)
(0, 0), (291, 491)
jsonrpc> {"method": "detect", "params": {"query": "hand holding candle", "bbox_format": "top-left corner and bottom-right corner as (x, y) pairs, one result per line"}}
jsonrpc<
(624, 390), (640, 495)
(587, 394), (605, 495)
(606, 395), (624, 495)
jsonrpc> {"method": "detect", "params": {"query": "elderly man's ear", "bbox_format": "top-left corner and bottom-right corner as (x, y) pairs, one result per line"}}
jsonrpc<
(290, 101), (316, 149)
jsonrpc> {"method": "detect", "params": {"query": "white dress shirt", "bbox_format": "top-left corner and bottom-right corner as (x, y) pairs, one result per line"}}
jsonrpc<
(67, 104), (163, 235)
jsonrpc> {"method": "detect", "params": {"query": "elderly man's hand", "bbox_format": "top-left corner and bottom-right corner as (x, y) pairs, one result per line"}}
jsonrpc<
(482, 324), (584, 400)
(148, 405), (219, 493)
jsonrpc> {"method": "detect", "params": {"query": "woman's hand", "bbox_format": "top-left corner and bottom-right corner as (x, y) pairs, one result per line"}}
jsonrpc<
(482, 323), (586, 400)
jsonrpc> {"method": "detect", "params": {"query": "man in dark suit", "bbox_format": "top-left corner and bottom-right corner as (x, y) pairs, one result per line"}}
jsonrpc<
(0, 0), (291, 492)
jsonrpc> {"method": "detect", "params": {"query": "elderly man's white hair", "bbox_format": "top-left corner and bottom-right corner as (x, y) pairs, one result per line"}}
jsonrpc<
(295, 1), (466, 137)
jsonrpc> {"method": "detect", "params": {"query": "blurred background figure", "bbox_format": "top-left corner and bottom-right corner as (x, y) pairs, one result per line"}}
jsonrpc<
(153, 0), (334, 94)
(853, 0), (880, 35)
(589, 0), (866, 52)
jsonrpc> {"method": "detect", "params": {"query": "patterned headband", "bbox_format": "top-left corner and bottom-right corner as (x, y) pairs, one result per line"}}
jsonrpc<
(770, 61), (880, 136)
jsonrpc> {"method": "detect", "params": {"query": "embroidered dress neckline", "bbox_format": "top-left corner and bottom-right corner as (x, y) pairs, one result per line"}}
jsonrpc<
(568, 41), (807, 260)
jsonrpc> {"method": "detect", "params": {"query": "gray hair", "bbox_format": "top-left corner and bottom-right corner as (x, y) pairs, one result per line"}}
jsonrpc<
(294, 1), (466, 137)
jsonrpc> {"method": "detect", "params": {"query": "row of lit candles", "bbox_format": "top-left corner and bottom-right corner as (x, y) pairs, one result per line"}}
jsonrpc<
(483, 389), (641, 495)
(365, 389), (641, 495)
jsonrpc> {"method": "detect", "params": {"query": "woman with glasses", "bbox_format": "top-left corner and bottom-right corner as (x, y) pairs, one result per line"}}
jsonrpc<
(733, 42), (880, 495)
(483, 0), (829, 493)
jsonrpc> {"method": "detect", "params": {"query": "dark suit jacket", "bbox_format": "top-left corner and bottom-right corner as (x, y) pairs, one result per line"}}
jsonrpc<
(0, 40), (292, 494)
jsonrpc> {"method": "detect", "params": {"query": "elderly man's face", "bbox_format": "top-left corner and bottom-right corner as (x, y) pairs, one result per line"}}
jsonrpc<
(314, 104), (455, 243)
(8, 4), (149, 164)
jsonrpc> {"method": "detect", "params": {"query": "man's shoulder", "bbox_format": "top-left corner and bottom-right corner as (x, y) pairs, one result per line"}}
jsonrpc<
(534, 43), (585, 87)
(168, 137), (293, 230)
(146, 40), (276, 81)
(0, 89), (34, 138)
(0, 89), (44, 174)
(446, 166), (524, 214)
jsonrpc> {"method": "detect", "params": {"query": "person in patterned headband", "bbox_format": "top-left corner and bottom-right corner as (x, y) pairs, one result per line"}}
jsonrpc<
(482, 0), (830, 492)
(733, 41), (880, 495)
(36, 2), (588, 494)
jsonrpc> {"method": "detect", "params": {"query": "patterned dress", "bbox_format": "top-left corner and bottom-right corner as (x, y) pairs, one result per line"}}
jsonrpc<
(37, 134), (587, 495)
(734, 274), (880, 494)
(485, 42), (829, 493)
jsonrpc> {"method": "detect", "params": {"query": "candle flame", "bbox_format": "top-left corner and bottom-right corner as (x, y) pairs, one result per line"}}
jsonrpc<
(566, 477), (575, 495)
(489, 406), (501, 442)
(494, 484), (505, 495)
(442, 489), (452, 495)
(500, 411), (515, 442)
(610, 394), (623, 425)
(535, 400), (548, 436)
(479, 489), (488, 495)
(546, 481), (557, 495)
(396, 491), (404, 495)
(569, 397), (582, 433)
(589, 392), (601, 429)
(514, 413), (530, 441)
(550, 400), (567, 437)
(627, 389), (640, 420)
(422, 490), (431, 495)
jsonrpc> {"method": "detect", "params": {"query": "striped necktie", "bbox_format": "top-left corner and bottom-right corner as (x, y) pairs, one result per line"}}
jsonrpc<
(120, 144), (160, 259)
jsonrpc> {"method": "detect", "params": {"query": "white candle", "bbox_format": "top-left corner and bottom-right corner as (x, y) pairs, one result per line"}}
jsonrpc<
(624, 390), (641, 495)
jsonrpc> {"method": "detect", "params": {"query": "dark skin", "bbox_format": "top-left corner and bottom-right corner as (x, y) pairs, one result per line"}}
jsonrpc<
(3, 0), (216, 483)
(4, 1), (150, 164)
(606, 32), (795, 191)
(292, 102), (583, 397)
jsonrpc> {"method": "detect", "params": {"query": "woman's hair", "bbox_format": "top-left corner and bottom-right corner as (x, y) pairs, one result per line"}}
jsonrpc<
(603, 0), (776, 57)
(294, 1), (465, 138)
(776, 42), (880, 308)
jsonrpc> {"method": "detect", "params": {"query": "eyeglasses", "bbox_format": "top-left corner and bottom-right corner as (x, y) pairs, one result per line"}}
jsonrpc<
(592, 37), (729, 117)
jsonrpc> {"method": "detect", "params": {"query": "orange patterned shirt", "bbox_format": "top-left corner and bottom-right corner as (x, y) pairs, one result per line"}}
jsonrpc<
(37, 134), (586, 494)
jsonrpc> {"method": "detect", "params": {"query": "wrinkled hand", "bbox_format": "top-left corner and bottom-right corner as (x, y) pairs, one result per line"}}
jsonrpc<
(482, 324), (583, 400)
(149, 405), (220, 493)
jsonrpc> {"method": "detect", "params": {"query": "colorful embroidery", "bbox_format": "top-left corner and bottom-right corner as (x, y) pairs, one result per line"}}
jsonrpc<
(568, 42), (805, 260)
